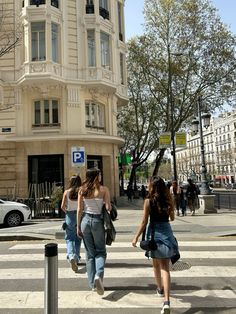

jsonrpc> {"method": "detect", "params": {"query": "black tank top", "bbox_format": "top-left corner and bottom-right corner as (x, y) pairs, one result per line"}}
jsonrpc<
(149, 199), (169, 223)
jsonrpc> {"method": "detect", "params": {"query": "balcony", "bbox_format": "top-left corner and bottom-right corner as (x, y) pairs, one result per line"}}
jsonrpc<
(16, 61), (62, 83)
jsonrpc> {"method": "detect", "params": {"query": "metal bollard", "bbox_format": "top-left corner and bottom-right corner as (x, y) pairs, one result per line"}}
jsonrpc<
(44, 243), (58, 314)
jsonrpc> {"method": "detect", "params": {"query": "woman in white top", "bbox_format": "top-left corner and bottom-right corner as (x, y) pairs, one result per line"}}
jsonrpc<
(77, 168), (111, 295)
(61, 175), (82, 272)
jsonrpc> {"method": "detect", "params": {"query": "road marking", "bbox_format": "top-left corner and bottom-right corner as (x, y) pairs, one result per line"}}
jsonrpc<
(0, 266), (235, 279)
(0, 290), (235, 308)
(9, 240), (236, 250)
(1, 251), (236, 261)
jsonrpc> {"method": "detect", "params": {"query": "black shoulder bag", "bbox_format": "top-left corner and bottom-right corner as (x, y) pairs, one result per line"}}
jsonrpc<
(140, 202), (157, 251)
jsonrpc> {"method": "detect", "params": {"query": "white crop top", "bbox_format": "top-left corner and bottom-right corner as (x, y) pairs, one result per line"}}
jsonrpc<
(83, 198), (103, 214)
(66, 192), (77, 211)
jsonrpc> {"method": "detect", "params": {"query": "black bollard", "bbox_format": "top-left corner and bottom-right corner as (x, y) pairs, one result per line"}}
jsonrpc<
(44, 243), (58, 314)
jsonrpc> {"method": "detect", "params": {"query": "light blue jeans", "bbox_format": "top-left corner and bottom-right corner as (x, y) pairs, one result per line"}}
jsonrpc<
(65, 211), (82, 262)
(81, 213), (107, 289)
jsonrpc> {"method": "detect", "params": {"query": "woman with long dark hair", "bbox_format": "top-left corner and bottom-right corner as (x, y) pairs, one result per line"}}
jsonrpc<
(132, 176), (179, 314)
(77, 168), (111, 295)
(61, 174), (82, 273)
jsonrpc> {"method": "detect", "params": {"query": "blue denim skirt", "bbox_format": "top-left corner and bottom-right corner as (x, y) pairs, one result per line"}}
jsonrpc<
(146, 222), (178, 259)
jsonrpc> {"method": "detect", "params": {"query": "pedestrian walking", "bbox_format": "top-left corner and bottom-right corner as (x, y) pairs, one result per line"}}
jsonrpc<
(186, 178), (198, 215)
(77, 168), (111, 295)
(141, 184), (147, 200)
(127, 184), (133, 202)
(169, 180), (181, 216)
(132, 176), (179, 314)
(179, 185), (187, 216)
(61, 174), (82, 273)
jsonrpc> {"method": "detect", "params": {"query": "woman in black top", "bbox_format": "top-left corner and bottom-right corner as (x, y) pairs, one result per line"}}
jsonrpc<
(132, 176), (179, 314)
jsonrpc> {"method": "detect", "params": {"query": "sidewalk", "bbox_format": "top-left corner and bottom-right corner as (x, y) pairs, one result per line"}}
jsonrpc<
(0, 196), (235, 241)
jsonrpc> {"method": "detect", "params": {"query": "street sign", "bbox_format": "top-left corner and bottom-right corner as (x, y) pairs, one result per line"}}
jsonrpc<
(71, 147), (85, 167)
(176, 132), (186, 147)
(159, 133), (171, 148)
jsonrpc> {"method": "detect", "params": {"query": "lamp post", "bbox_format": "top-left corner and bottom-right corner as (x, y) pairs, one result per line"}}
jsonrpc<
(191, 96), (216, 213)
(191, 96), (212, 194)
(167, 44), (177, 181)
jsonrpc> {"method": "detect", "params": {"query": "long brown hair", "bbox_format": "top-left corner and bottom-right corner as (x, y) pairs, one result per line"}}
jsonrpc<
(80, 168), (101, 198)
(68, 175), (82, 200)
(147, 176), (174, 217)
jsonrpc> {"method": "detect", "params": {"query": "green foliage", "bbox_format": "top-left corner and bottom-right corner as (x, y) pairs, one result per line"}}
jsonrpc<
(50, 186), (63, 208)
(118, 0), (236, 182)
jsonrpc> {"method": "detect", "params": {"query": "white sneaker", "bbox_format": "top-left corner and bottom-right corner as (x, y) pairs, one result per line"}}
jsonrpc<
(94, 275), (104, 295)
(161, 304), (170, 314)
(156, 288), (164, 297)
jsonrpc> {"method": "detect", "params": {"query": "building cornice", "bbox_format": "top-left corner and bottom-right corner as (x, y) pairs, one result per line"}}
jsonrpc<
(4, 134), (125, 145)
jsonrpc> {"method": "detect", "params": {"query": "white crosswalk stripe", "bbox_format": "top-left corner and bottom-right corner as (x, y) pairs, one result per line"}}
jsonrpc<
(0, 240), (236, 311)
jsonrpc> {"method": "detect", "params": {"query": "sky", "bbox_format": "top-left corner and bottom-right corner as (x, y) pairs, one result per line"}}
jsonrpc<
(125, 0), (236, 39)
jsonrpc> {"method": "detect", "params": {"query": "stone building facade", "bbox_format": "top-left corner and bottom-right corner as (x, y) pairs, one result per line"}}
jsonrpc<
(0, 0), (128, 200)
(176, 109), (236, 186)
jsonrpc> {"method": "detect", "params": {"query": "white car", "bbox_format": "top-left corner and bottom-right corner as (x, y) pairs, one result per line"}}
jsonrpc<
(0, 199), (31, 227)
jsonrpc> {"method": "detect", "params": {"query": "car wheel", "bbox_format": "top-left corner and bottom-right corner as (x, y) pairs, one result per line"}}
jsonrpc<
(4, 211), (23, 227)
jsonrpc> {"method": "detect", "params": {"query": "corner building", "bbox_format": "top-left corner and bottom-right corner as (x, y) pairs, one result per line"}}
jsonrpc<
(0, 0), (128, 200)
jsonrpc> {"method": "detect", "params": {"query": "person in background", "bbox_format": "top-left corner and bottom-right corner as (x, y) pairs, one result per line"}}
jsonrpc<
(127, 184), (133, 202)
(169, 180), (181, 216)
(77, 168), (111, 295)
(132, 176), (179, 314)
(61, 174), (82, 272)
(141, 184), (147, 200)
(179, 185), (187, 216)
(186, 178), (198, 216)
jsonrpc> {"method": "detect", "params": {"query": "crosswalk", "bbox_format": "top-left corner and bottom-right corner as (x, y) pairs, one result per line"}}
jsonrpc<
(0, 239), (236, 312)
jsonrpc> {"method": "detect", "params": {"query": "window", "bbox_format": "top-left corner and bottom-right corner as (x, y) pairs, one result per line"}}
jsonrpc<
(85, 102), (105, 129)
(87, 30), (96, 67)
(99, 0), (109, 20)
(86, 0), (94, 14)
(51, 0), (59, 8)
(120, 53), (125, 84)
(52, 23), (59, 62)
(31, 22), (46, 61)
(118, 1), (124, 41)
(33, 100), (59, 126)
(30, 0), (45, 5)
(100, 32), (110, 68)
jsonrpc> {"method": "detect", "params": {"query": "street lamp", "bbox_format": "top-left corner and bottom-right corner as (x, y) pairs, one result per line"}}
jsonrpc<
(191, 96), (211, 195)
(167, 44), (178, 181)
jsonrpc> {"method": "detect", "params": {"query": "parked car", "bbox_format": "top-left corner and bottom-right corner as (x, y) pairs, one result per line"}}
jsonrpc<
(0, 199), (31, 227)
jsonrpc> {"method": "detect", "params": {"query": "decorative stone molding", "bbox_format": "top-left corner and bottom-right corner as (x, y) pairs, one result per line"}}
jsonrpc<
(14, 88), (22, 110)
(30, 63), (47, 73)
(67, 87), (80, 107)
(88, 88), (110, 102)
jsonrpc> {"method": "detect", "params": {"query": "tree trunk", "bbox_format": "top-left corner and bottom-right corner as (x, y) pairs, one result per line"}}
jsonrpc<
(152, 148), (166, 176)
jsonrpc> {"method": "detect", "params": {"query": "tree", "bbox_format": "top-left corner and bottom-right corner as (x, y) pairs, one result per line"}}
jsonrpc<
(119, 0), (236, 181)
(0, 1), (21, 58)
(118, 41), (161, 187)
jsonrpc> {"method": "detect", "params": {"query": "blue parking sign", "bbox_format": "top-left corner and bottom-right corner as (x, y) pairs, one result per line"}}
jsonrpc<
(71, 147), (85, 167)
(72, 151), (84, 163)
